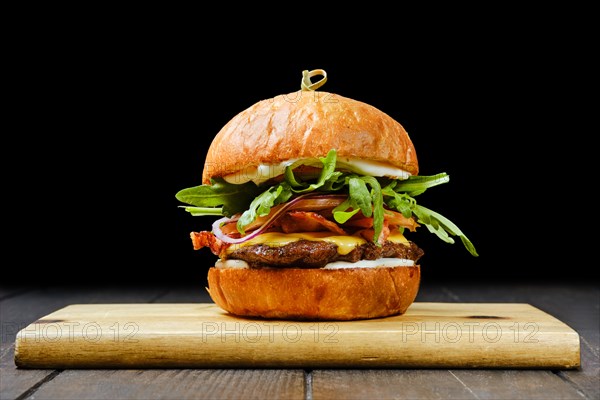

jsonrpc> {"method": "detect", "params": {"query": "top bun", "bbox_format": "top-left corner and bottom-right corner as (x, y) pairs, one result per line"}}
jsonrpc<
(202, 91), (418, 184)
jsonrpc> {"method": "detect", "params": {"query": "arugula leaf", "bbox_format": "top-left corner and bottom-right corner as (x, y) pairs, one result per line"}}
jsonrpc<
(236, 183), (292, 234)
(284, 167), (305, 188)
(348, 177), (372, 217)
(334, 175), (384, 244)
(332, 199), (360, 223)
(180, 206), (226, 216)
(393, 173), (450, 196)
(175, 178), (262, 217)
(360, 176), (383, 244)
(413, 204), (479, 257)
(382, 179), (477, 256)
(382, 186), (415, 218)
(285, 149), (339, 193)
(320, 171), (345, 191)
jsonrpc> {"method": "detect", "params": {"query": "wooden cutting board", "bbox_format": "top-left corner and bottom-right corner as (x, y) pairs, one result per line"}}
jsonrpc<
(14, 303), (580, 369)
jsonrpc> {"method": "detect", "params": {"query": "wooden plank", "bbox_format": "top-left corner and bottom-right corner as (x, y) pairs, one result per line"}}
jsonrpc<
(4, 284), (596, 400)
(449, 370), (584, 400)
(509, 281), (599, 398)
(0, 286), (168, 400)
(447, 283), (599, 399)
(24, 369), (305, 400)
(312, 370), (478, 400)
(311, 285), (586, 400)
(0, 343), (56, 400)
(15, 302), (580, 369)
(3, 286), (304, 400)
(310, 285), (466, 400)
(312, 370), (584, 400)
(557, 329), (599, 399)
(1, 286), (171, 344)
(438, 283), (599, 333)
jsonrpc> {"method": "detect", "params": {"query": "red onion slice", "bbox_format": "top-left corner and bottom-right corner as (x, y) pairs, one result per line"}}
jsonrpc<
(212, 194), (347, 244)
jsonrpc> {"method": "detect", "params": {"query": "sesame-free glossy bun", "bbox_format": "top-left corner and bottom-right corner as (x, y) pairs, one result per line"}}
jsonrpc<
(207, 265), (420, 320)
(202, 91), (418, 184)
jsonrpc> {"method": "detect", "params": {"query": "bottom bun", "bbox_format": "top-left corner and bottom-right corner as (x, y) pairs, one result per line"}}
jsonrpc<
(207, 266), (420, 320)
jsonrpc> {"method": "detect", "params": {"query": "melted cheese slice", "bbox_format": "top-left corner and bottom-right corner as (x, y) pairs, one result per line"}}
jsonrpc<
(225, 230), (409, 256)
(223, 157), (411, 185)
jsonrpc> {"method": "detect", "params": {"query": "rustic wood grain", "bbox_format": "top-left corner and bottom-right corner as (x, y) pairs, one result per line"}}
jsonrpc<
(312, 369), (584, 400)
(25, 369), (305, 400)
(14, 302), (580, 369)
(557, 330), (599, 400)
(312, 370), (478, 400)
(312, 284), (594, 400)
(446, 283), (599, 399)
(0, 286), (168, 400)
(2, 283), (597, 400)
(449, 370), (585, 400)
(436, 283), (599, 332)
(1, 286), (172, 344)
(0, 343), (56, 400)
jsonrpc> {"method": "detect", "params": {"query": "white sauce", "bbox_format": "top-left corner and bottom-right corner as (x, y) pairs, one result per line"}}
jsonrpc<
(215, 259), (250, 269)
(322, 258), (414, 269)
(215, 258), (414, 270)
(223, 157), (411, 185)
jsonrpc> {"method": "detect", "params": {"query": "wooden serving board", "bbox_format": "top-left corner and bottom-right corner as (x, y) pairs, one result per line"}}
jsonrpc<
(14, 303), (580, 369)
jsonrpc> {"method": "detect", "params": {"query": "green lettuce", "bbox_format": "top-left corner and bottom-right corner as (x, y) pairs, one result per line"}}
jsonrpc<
(175, 178), (262, 217)
(176, 149), (478, 256)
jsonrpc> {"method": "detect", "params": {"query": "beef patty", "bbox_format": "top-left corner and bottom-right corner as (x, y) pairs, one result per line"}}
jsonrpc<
(227, 240), (424, 269)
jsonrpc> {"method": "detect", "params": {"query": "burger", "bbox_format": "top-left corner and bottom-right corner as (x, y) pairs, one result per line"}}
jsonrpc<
(176, 70), (477, 320)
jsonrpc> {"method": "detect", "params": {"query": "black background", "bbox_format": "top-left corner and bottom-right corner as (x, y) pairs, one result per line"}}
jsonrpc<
(8, 18), (594, 286)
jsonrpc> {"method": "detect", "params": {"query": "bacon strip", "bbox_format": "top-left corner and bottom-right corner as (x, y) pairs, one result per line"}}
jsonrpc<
(280, 211), (347, 235)
(190, 231), (230, 255)
(343, 218), (374, 228)
(383, 210), (420, 232)
(357, 220), (390, 243)
(345, 211), (419, 232)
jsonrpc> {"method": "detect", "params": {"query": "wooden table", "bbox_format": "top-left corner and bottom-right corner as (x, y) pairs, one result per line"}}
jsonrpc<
(1, 282), (598, 400)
